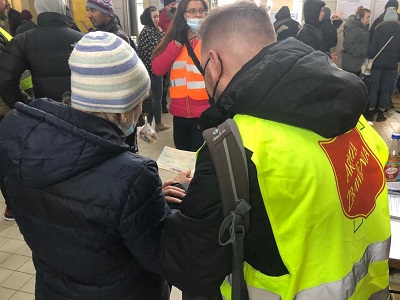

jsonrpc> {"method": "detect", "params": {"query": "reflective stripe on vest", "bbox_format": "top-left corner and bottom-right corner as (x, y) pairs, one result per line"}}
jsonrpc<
(0, 27), (12, 41)
(169, 41), (208, 100)
(220, 115), (391, 300)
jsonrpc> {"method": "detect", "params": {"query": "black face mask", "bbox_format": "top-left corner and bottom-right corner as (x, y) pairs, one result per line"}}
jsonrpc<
(203, 56), (223, 106)
(332, 19), (343, 29)
(170, 7), (176, 14)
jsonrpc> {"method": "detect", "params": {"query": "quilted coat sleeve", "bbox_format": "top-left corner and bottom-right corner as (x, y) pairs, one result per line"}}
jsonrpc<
(0, 35), (26, 107)
(119, 160), (170, 275)
(160, 145), (232, 296)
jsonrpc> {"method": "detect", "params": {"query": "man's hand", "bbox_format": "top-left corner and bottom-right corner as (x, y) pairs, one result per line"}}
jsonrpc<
(173, 170), (192, 185)
(162, 181), (186, 203)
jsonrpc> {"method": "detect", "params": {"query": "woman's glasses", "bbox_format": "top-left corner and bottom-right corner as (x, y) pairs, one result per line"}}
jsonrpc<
(185, 8), (208, 15)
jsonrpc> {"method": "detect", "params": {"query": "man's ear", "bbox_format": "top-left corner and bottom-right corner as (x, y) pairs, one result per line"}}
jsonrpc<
(208, 50), (222, 82)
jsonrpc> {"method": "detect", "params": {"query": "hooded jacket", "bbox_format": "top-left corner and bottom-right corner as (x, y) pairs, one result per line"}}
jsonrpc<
(273, 6), (300, 41)
(160, 38), (368, 296)
(342, 15), (370, 73)
(0, 12), (84, 107)
(367, 20), (400, 70)
(0, 98), (170, 299)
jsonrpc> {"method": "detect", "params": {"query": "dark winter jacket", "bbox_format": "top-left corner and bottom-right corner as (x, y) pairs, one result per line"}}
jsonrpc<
(97, 18), (130, 44)
(370, 11), (400, 40)
(296, 23), (329, 53)
(0, 12), (84, 107)
(15, 20), (37, 35)
(0, 98), (170, 299)
(138, 25), (164, 75)
(273, 6), (300, 41)
(160, 37), (367, 296)
(367, 20), (400, 71)
(342, 15), (370, 73)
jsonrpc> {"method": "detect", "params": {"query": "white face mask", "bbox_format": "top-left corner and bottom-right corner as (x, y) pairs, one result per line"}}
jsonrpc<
(186, 18), (204, 33)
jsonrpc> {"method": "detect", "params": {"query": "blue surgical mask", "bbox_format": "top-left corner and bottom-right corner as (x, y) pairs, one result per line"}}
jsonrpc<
(117, 121), (137, 137)
(186, 18), (204, 33)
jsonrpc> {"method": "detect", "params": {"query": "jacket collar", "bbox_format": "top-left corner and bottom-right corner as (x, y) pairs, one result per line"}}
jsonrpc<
(37, 12), (69, 27)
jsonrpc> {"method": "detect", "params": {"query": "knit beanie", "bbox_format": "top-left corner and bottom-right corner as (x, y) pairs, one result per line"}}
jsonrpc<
(331, 10), (343, 20)
(35, 0), (66, 15)
(303, 0), (325, 24)
(20, 10), (33, 21)
(69, 31), (150, 114)
(385, 0), (399, 10)
(164, 0), (176, 7)
(384, 7), (398, 21)
(86, 0), (114, 17)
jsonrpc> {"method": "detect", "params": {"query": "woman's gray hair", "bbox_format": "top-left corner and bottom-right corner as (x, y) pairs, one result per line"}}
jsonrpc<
(35, 0), (67, 15)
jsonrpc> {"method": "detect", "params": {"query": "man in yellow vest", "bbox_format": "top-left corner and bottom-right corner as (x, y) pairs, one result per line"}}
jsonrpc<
(160, 2), (391, 299)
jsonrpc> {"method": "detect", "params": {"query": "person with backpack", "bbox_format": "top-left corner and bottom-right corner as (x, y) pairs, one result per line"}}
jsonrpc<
(160, 2), (391, 298)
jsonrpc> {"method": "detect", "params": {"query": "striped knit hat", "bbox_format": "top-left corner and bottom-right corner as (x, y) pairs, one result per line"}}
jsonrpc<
(69, 31), (150, 113)
(86, 0), (114, 16)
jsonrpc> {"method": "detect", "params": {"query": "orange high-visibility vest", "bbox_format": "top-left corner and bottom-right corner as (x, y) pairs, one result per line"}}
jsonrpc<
(169, 41), (208, 100)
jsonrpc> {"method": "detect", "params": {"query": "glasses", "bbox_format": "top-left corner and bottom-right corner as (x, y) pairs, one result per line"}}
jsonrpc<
(185, 8), (208, 15)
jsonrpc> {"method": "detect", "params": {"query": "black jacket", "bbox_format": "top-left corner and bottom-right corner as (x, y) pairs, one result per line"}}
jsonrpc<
(138, 25), (164, 75)
(367, 21), (400, 71)
(97, 18), (130, 44)
(296, 23), (329, 54)
(273, 7), (300, 41)
(160, 38), (367, 296)
(0, 99), (170, 299)
(0, 13), (84, 107)
(15, 20), (37, 35)
(370, 11), (400, 40)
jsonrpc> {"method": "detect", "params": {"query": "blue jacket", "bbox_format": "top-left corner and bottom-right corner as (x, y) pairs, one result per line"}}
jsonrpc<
(0, 99), (170, 299)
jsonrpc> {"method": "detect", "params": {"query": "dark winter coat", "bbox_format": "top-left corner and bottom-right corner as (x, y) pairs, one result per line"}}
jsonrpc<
(0, 98), (170, 299)
(15, 20), (37, 35)
(138, 25), (164, 75)
(367, 20), (400, 71)
(370, 11), (400, 40)
(0, 12), (84, 107)
(97, 18), (130, 44)
(342, 15), (370, 73)
(296, 23), (329, 53)
(160, 37), (367, 296)
(273, 6), (300, 41)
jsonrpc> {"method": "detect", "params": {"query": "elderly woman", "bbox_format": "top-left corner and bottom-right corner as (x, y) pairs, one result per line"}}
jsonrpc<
(0, 32), (173, 299)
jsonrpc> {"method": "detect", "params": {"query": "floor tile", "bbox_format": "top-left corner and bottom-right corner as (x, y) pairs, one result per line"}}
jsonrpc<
(17, 259), (35, 275)
(19, 276), (35, 294)
(0, 268), (14, 284)
(0, 286), (16, 300)
(15, 245), (31, 257)
(0, 240), (26, 254)
(0, 226), (20, 239)
(0, 252), (12, 265)
(0, 271), (33, 290)
(0, 255), (30, 271)
(8, 291), (35, 300)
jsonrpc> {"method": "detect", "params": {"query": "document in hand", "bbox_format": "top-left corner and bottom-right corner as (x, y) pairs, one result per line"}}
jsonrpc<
(156, 146), (196, 174)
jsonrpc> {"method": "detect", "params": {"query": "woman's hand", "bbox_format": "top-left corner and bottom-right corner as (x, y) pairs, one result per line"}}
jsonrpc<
(162, 180), (186, 203)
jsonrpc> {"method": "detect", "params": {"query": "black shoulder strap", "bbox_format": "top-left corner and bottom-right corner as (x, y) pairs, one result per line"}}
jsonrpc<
(203, 119), (250, 300)
(185, 39), (204, 76)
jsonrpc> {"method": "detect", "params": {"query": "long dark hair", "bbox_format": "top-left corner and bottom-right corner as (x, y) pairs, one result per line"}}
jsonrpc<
(152, 0), (208, 59)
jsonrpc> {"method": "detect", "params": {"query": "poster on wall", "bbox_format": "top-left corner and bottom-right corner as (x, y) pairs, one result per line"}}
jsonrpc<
(336, 0), (372, 19)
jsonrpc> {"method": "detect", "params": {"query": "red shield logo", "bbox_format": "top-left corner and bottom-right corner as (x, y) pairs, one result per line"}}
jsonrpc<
(319, 128), (385, 219)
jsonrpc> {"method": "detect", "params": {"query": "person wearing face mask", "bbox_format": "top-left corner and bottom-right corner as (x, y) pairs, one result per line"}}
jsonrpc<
(152, 0), (209, 151)
(138, 6), (170, 132)
(0, 31), (174, 299)
(159, 0), (177, 32)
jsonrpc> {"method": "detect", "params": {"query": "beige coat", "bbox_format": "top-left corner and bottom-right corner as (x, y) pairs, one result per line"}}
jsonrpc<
(331, 21), (346, 69)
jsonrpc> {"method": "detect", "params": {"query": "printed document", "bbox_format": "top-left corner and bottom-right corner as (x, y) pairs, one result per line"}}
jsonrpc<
(157, 146), (196, 174)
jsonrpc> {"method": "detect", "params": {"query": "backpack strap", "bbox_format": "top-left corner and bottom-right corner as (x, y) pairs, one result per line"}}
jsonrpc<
(203, 119), (250, 300)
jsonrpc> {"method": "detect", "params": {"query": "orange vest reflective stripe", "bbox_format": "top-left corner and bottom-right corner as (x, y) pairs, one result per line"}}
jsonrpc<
(170, 41), (208, 100)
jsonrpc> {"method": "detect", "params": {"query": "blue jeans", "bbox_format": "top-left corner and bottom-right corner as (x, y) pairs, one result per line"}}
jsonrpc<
(368, 69), (397, 111)
(148, 74), (163, 124)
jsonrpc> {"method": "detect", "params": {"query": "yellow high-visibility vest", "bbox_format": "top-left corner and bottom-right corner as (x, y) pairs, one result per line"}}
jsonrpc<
(221, 115), (391, 300)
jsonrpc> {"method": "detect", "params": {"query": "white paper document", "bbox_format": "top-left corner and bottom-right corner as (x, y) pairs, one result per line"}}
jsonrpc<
(156, 146), (196, 174)
(389, 193), (400, 220)
(387, 181), (400, 191)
